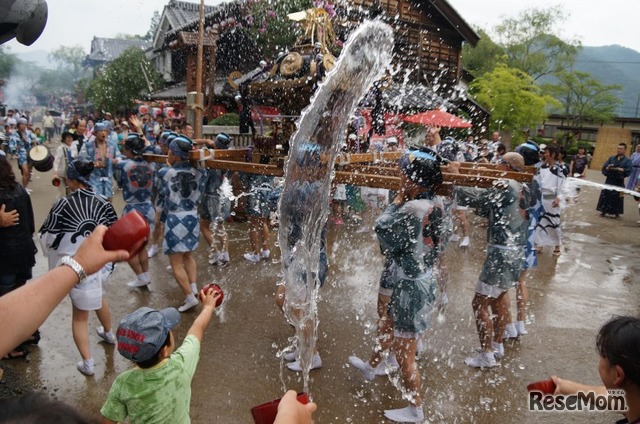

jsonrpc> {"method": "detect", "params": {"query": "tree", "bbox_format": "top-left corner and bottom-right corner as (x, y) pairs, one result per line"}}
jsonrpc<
(86, 48), (164, 113)
(240, 0), (313, 59)
(543, 70), (622, 144)
(30, 45), (90, 102)
(494, 6), (580, 80)
(36, 69), (70, 97)
(470, 64), (560, 143)
(0, 46), (19, 81)
(144, 11), (161, 42)
(461, 29), (505, 78)
(49, 46), (86, 81)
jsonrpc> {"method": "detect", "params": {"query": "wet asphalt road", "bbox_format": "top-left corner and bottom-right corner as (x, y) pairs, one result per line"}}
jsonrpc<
(1, 148), (639, 423)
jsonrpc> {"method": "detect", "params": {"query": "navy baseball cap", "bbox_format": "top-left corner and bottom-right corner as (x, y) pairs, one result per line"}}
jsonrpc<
(116, 307), (181, 363)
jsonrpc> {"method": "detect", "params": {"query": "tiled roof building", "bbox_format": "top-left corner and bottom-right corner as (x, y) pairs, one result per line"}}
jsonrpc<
(85, 37), (151, 67)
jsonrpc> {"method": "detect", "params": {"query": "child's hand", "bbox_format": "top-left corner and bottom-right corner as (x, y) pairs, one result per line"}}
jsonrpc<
(274, 390), (317, 424)
(551, 375), (579, 395)
(200, 287), (222, 309)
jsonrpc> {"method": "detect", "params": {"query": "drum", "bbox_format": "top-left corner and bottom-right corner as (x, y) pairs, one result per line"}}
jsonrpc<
(29, 145), (54, 172)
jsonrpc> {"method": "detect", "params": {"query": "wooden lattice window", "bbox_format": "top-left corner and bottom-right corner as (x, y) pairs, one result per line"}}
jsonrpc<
(419, 32), (458, 85)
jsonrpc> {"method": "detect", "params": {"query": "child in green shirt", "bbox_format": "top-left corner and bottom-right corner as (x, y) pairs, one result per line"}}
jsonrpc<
(101, 288), (221, 424)
(34, 127), (46, 144)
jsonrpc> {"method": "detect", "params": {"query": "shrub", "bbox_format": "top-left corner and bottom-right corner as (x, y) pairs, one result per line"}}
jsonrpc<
(208, 113), (240, 126)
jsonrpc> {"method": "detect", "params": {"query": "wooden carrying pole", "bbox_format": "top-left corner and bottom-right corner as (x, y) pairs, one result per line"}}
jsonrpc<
(144, 149), (534, 193)
(340, 164), (534, 184)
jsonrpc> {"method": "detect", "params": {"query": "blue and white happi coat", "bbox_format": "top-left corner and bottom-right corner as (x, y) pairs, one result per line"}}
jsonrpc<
(114, 157), (156, 230)
(157, 161), (205, 254)
(9, 130), (38, 166)
(78, 139), (119, 199)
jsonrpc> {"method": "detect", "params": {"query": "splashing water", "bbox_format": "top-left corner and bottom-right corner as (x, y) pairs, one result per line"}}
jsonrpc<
(277, 20), (394, 395)
(563, 177), (640, 198)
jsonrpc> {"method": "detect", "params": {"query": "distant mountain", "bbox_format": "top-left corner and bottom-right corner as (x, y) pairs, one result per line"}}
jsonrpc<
(573, 45), (640, 118)
(12, 49), (54, 69)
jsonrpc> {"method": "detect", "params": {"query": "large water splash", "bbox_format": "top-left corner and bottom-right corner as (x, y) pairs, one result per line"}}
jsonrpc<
(563, 177), (640, 198)
(277, 20), (394, 395)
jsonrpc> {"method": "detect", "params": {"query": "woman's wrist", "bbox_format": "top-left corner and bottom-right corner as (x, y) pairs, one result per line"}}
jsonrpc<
(58, 256), (87, 283)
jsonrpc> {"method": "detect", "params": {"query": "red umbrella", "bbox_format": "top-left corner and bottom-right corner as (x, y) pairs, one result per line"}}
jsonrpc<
(403, 109), (472, 128)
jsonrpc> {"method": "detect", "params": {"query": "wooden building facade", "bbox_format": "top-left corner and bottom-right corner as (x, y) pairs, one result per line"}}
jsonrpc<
(344, 0), (479, 94)
(148, 0), (485, 122)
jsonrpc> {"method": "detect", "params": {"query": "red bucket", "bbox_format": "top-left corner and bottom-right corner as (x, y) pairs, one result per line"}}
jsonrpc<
(201, 283), (224, 307)
(527, 379), (556, 395)
(102, 211), (150, 256)
(250, 393), (309, 424)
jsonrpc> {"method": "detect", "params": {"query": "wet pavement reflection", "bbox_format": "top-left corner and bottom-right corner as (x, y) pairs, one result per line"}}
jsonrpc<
(2, 162), (639, 423)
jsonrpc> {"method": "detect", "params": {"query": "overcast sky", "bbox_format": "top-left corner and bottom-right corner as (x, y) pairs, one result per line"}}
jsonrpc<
(5, 0), (640, 53)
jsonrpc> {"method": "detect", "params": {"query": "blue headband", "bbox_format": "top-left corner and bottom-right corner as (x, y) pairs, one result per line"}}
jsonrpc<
(215, 133), (231, 149)
(520, 142), (539, 152)
(66, 162), (92, 187)
(94, 122), (108, 132)
(158, 131), (171, 145)
(169, 137), (192, 158)
(405, 149), (436, 162)
(398, 148), (442, 188)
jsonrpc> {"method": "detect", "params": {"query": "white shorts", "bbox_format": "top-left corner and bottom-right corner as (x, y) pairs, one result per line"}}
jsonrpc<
(475, 280), (510, 299)
(69, 266), (110, 311)
(333, 184), (347, 201)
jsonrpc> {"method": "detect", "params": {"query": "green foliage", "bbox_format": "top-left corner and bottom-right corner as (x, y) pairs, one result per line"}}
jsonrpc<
(49, 46), (86, 80)
(0, 46), (19, 80)
(543, 70), (622, 125)
(36, 69), (70, 97)
(208, 112), (240, 126)
(240, 0), (313, 59)
(470, 64), (560, 143)
(494, 6), (581, 80)
(145, 11), (162, 42)
(566, 142), (593, 156)
(461, 29), (505, 78)
(35, 45), (88, 98)
(530, 135), (549, 145)
(86, 48), (164, 113)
